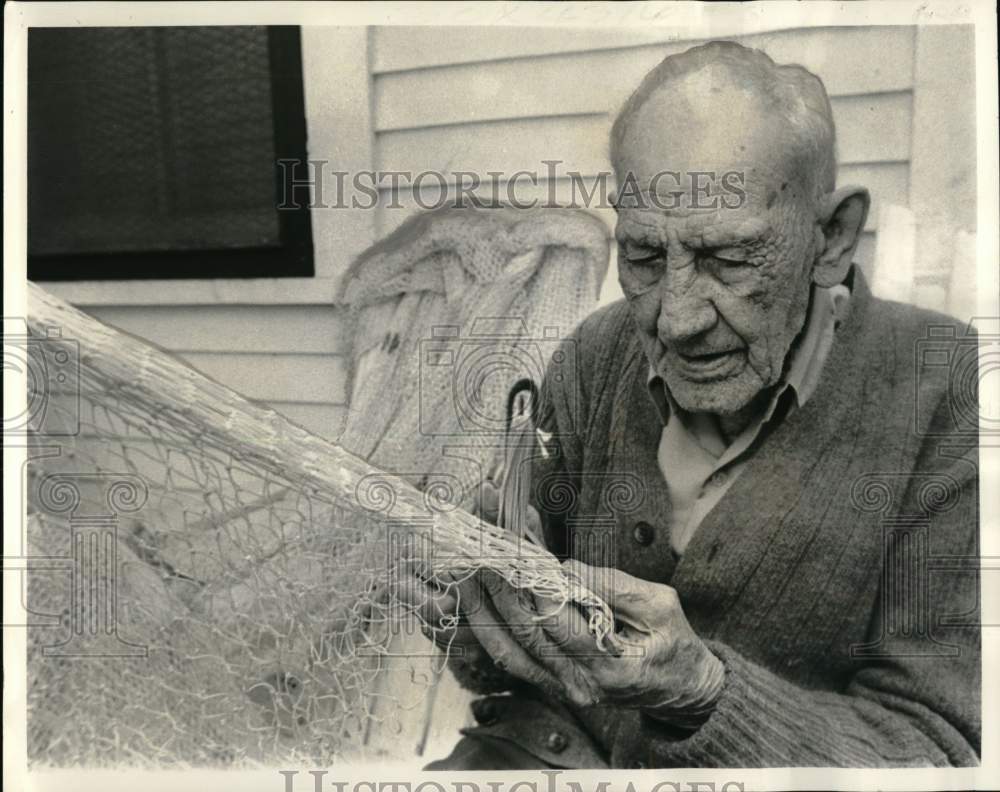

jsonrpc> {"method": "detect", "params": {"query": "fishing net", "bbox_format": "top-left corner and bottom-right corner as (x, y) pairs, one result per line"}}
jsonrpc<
(21, 206), (611, 766)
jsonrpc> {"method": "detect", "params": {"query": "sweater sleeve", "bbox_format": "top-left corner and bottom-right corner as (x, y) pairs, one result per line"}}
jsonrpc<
(613, 445), (981, 768)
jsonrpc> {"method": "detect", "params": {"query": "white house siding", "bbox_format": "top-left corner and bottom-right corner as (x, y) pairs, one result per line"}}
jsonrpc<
(64, 24), (975, 441)
(78, 304), (350, 439)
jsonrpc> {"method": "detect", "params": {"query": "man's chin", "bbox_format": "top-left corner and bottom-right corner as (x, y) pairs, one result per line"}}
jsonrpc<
(664, 369), (766, 416)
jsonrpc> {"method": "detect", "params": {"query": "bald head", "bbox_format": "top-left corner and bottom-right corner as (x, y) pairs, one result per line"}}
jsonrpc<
(610, 41), (837, 204)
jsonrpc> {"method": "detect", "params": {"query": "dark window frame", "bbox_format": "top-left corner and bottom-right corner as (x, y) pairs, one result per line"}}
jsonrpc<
(27, 26), (314, 281)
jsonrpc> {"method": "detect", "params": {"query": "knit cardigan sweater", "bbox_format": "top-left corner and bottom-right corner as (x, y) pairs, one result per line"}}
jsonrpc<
(450, 269), (980, 768)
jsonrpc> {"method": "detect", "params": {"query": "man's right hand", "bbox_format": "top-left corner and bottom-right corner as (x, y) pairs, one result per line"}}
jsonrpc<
(397, 478), (543, 646)
(394, 480), (504, 656)
(391, 480), (567, 697)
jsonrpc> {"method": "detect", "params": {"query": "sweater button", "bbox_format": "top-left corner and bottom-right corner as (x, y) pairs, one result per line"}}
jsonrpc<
(632, 521), (655, 546)
(471, 699), (498, 725)
(545, 731), (568, 753)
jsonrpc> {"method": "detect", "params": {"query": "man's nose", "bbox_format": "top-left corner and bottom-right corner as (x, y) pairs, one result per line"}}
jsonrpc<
(657, 280), (718, 344)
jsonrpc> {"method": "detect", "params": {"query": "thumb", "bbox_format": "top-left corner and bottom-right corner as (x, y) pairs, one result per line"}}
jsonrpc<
(476, 480), (500, 523)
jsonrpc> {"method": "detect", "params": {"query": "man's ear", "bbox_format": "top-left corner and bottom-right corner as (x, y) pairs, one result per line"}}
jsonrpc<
(813, 186), (870, 288)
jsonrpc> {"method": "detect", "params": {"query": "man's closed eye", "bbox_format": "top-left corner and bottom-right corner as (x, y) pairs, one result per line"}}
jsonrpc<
(623, 245), (663, 267)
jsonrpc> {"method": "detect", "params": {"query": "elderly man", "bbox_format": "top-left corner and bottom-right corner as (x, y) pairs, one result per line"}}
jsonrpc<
(415, 41), (980, 768)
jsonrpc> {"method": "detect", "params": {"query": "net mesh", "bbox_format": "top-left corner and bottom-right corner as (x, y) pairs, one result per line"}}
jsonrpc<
(21, 208), (612, 767)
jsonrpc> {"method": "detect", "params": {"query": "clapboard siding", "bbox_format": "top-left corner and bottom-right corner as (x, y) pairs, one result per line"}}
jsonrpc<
(372, 25), (915, 87)
(84, 305), (348, 354)
(372, 26), (920, 281)
(170, 351), (346, 404)
(376, 93), (911, 175)
(84, 305), (350, 441)
(373, 38), (914, 131)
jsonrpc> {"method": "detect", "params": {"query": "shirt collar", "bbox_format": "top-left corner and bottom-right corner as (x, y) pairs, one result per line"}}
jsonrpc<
(646, 283), (851, 427)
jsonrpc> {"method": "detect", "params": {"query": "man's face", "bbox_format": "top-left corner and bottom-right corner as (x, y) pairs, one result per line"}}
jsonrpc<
(614, 68), (822, 416)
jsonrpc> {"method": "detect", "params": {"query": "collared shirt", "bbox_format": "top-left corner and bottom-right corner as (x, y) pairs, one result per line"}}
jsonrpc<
(648, 284), (851, 555)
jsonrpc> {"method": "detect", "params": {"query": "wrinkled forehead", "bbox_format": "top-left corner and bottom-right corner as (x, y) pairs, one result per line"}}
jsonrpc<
(614, 203), (773, 248)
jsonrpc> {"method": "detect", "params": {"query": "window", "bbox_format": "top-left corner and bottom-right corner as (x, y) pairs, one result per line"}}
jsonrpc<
(27, 26), (313, 280)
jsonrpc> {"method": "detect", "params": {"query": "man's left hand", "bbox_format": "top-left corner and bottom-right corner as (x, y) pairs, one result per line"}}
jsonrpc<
(475, 559), (726, 726)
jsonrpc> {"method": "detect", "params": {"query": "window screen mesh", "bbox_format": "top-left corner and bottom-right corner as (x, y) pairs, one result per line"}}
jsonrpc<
(28, 27), (282, 257)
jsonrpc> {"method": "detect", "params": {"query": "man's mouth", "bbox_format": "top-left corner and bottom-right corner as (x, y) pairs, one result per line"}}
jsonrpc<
(672, 348), (746, 381)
